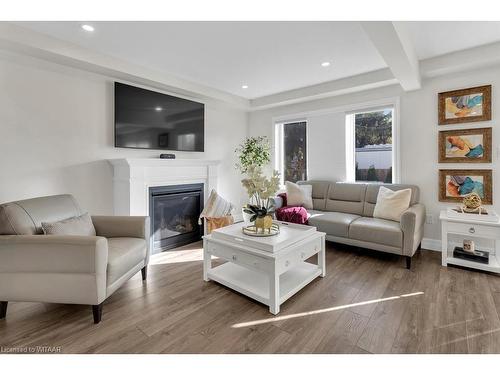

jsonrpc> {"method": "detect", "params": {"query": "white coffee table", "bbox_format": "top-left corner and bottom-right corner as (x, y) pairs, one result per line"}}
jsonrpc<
(203, 221), (326, 314)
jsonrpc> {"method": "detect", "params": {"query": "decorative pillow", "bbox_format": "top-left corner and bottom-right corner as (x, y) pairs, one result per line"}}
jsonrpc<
(41, 213), (96, 236)
(285, 181), (313, 209)
(373, 186), (412, 222)
(278, 192), (287, 207)
(276, 206), (310, 225)
(199, 189), (234, 223)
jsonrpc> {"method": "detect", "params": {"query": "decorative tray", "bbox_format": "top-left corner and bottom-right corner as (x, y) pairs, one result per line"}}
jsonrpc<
(242, 224), (280, 237)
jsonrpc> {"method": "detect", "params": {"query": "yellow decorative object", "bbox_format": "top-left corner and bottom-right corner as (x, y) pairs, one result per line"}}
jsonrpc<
(255, 215), (273, 232)
(463, 192), (482, 209)
(461, 192), (484, 213)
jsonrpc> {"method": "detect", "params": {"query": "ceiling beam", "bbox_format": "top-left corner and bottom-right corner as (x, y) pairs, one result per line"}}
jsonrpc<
(250, 68), (398, 110)
(361, 21), (421, 91)
(421, 40), (500, 78)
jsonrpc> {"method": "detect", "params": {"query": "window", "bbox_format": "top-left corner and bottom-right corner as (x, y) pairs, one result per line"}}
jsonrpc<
(346, 107), (395, 183)
(275, 121), (307, 185)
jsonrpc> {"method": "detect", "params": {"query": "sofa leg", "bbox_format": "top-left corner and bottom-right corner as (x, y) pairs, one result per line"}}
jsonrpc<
(405, 256), (412, 270)
(141, 266), (147, 281)
(0, 301), (7, 319)
(417, 242), (422, 250)
(92, 303), (103, 324)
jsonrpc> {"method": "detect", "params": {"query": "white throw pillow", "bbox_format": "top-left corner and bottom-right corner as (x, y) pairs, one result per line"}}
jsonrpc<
(285, 181), (313, 209)
(199, 189), (233, 221)
(373, 186), (412, 222)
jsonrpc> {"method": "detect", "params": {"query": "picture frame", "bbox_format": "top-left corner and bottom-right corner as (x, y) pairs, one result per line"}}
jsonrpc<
(439, 169), (492, 204)
(438, 127), (492, 163)
(438, 85), (491, 125)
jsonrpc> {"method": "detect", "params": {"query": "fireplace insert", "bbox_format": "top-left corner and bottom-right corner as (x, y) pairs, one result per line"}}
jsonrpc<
(149, 184), (204, 253)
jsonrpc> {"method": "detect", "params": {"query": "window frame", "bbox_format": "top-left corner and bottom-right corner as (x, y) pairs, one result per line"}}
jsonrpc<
(345, 101), (400, 184)
(274, 119), (308, 187)
(271, 96), (400, 185)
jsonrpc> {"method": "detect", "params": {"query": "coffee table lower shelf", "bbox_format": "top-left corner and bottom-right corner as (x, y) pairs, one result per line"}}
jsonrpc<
(207, 262), (321, 312)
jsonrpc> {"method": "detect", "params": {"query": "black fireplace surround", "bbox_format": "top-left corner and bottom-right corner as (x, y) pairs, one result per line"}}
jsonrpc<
(149, 184), (204, 253)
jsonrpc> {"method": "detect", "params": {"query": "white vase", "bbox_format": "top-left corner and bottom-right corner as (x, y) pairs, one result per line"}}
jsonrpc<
(242, 207), (253, 225)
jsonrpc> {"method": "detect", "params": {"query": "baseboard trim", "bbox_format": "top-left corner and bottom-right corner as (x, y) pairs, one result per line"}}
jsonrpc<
(422, 238), (442, 252)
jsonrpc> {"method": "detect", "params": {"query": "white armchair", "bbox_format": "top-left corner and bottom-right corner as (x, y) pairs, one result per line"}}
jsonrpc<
(0, 194), (149, 324)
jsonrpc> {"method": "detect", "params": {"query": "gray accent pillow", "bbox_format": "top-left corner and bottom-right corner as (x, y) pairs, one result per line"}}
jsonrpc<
(42, 213), (96, 236)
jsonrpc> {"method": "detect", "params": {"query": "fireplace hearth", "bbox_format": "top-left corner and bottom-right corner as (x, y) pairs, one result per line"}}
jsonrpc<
(149, 184), (204, 253)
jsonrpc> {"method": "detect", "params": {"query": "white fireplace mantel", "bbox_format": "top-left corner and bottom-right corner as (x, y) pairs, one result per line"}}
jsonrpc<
(108, 158), (220, 216)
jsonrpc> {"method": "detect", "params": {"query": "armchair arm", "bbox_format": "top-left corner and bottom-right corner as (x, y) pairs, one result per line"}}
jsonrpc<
(400, 203), (426, 256)
(0, 235), (108, 305)
(91, 216), (150, 239)
(0, 235), (108, 274)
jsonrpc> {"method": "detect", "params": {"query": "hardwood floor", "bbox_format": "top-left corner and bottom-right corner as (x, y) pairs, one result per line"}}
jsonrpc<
(2, 241), (500, 354)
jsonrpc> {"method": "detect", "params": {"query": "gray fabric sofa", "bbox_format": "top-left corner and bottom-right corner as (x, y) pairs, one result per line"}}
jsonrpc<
(0, 194), (149, 323)
(292, 181), (425, 269)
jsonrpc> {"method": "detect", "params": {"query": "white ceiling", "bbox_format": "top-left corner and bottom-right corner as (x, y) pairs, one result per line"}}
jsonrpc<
(14, 21), (387, 99)
(13, 21), (500, 100)
(403, 21), (500, 60)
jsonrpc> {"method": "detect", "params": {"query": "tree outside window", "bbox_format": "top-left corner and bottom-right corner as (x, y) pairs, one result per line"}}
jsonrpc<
(354, 109), (393, 183)
(283, 121), (307, 183)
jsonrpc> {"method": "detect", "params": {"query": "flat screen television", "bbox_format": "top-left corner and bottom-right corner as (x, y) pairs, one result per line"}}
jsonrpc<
(114, 82), (205, 151)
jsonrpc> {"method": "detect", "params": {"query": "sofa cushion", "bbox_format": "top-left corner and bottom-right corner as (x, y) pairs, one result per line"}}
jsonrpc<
(107, 237), (147, 285)
(297, 180), (331, 211)
(308, 211), (361, 238)
(0, 194), (83, 235)
(41, 213), (96, 236)
(325, 183), (367, 215)
(276, 206), (310, 225)
(363, 184), (419, 217)
(349, 217), (402, 248)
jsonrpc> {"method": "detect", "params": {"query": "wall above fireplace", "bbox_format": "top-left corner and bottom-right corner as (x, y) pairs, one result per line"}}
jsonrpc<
(108, 158), (220, 217)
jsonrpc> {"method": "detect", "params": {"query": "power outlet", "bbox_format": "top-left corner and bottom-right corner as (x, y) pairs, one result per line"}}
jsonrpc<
(425, 214), (434, 225)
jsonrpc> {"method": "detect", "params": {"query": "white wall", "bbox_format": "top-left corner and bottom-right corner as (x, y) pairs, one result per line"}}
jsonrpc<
(306, 112), (347, 181)
(249, 65), (500, 243)
(0, 51), (248, 214)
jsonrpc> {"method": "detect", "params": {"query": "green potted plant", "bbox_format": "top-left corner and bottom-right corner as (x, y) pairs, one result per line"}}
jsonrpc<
(235, 136), (271, 173)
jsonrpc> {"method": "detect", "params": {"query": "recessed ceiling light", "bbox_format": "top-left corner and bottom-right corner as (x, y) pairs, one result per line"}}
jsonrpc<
(155, 107), (163, 112)
(81, 24), (95, 32)
(321, 62), (331, 67)
(241, 85), (248, 89)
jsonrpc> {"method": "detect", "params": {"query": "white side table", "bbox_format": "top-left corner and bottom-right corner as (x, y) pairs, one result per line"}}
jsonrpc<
(440, 210), (500, 274)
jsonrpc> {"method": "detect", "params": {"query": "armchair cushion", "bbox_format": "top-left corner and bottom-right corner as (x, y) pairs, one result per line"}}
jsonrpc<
(42, 213), (96, 236)
(107, 238), (147, 285)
